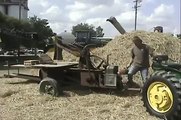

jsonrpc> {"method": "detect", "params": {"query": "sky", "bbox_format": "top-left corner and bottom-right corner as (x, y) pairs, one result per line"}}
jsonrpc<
(28, 0), (181, 37)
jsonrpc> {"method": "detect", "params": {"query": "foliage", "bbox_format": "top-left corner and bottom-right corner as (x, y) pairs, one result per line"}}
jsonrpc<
(177, 34), (181, 39)
(96, 26), (104, 37)
(29, 16), (54, 48)
(72, 23), (104, 37)
(0, 12), (53, 50)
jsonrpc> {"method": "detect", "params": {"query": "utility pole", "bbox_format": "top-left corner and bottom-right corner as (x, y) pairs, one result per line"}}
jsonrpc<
(133, 0), (141, 31)
(18, 0), (22, 68)
(19, 0), (22, 20)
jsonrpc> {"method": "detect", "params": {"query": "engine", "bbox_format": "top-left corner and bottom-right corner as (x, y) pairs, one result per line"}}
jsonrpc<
(104, 65), (118, 87)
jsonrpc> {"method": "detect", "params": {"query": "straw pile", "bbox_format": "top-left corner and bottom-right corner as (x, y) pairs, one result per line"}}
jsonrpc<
(92, 31), (180, 67)
(41, 30), (181, 82)
(63, 31), (181, 66)
(62, 30), (180, 84)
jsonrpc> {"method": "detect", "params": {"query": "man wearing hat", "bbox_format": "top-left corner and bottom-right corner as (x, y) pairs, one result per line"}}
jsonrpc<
(127, 36), (154, 87)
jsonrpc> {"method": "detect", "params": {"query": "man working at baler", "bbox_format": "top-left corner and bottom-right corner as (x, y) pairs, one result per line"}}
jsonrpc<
(126, 36), (154, 87)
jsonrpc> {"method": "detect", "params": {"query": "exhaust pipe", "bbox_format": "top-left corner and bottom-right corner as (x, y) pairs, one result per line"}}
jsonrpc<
(107, 16), (126, 34)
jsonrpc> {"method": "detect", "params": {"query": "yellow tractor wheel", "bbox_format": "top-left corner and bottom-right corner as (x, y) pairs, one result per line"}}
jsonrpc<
(147, 82), (173, 113)
(142, 71), (181, 120)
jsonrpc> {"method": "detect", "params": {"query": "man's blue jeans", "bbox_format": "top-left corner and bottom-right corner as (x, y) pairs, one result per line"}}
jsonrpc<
(127, 65), (148, 83)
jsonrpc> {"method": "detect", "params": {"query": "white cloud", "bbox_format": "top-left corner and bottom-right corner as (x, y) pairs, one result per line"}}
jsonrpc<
(77, 0), (113, 6)
(68, 11), (85, 22)
(66, 1), (88, 22)
(65, 0), (133, 35)
(49, 22), (74, 34)
(153, 4), (174, 17)
(66, 0), (132, 23)
(147, 4), (174, 23)
(28, 0), (180, 36)
(40, 6), (62, 19)
(118, 11), (135, 23)
(66, 1), (87, 10)
(29, 0), (51, 8)
(86, 18), (105, 25)
(28, 0), (52, 17)
(142, 0), (155, 4)
(40, 1), (50, 8)
(144, 4), (175, 33)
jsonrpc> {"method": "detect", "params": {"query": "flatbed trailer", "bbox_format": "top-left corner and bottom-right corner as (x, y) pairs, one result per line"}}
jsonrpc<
(9, 62), (79, 82)
(9, 59), (121, 96)
(11, 62), (78, 68)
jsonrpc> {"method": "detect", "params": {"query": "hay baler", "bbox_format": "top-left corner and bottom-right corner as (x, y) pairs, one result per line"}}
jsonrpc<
(35, 42), (123, 96)
(10, 41), (123, 96)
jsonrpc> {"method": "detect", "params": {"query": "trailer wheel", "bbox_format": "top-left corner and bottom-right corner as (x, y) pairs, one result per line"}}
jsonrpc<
(39, 77), (60, 96)
(142, 71), (181, 120)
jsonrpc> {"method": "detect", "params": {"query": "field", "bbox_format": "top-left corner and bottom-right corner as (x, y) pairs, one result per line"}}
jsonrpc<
(1, 31), (174, 120)
(0, 69), (159, 120)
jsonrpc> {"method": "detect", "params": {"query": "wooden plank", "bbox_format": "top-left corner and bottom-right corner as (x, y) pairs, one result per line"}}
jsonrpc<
(11, 62), (78, 69)
(6, 73), (41, 82)
(24, 60), (40, 66)
(127, 88), (141, 91)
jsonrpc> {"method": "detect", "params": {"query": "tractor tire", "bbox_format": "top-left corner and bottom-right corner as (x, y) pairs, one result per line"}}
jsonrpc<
(142, 71), (181, 120)
(39, 77), (60, 96)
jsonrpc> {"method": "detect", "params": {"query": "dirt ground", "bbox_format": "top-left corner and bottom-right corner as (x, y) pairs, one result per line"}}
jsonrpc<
(0, 69), (160, 120)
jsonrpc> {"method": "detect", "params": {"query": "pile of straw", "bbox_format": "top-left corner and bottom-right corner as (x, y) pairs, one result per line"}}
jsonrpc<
(63, 31), (180, 67)
(92, 31), (180, 67)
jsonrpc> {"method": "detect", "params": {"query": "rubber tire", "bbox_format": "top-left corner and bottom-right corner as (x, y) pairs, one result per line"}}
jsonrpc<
(39, 77), (60, 97)
(142, 71), (181, 120)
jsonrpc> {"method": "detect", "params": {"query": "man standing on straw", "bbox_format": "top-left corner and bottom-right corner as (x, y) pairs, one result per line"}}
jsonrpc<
(127, 36), (154, 87)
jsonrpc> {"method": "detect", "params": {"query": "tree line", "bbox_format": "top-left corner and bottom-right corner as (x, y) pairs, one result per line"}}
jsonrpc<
(0, 12), (54, 50)
(0, 12), (104, 51)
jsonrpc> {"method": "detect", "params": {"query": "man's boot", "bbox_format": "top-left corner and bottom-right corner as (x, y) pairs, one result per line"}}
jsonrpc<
(127, 74), (140, 88)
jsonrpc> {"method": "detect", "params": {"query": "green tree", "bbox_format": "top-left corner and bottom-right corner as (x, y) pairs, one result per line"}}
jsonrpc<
(29, 16), (54, 48)
(177, 34), (181, 39)
(0, 12), (6, 26)
(72, 23), (96, 36)
(96, 26), (104, 37)
(0, 12), (34, 49)
(72, 23), (104, 37)
(0, 13), (54, 50)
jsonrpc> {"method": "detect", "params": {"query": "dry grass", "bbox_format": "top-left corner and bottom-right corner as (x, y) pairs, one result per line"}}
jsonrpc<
(0, 90), (19, 98)
(0, 77), (158, 120)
